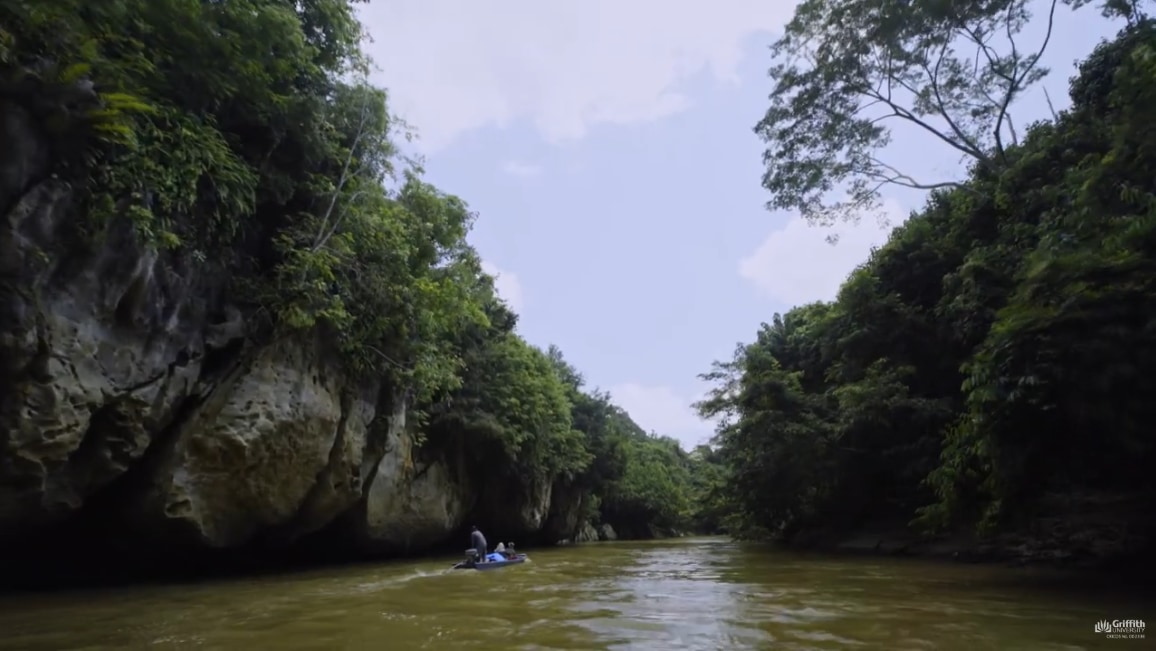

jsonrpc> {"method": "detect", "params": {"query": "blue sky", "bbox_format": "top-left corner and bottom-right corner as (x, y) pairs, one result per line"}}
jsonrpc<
(357, 0), (1121, 449)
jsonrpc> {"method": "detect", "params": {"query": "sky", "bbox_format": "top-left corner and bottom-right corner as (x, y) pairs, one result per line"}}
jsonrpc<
(356, 0), (1123, 450)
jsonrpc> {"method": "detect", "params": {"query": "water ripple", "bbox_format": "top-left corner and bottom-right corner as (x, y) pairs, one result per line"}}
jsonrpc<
(0, 538), (1149, 650)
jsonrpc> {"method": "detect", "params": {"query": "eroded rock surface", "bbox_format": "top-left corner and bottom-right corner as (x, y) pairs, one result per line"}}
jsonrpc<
(112, 338), (379, 548)
(350, 404), (473, 552)
(0, 103), (210, 539)
(0, 99), (587, 562)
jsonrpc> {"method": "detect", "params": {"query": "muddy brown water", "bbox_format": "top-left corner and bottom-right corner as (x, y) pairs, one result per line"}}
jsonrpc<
(0, 537), (1150, 650)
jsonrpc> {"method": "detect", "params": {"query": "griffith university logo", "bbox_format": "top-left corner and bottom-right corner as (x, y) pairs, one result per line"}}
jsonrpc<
(1095, 619), (1146, 639)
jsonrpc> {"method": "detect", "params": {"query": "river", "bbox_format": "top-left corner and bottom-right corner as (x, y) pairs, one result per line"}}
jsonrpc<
(0, 537), (1150, 650)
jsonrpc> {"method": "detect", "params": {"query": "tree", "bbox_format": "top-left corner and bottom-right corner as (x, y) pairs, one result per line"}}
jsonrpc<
(708, 19), (1156, 546)
(752, 0), (1137, 226)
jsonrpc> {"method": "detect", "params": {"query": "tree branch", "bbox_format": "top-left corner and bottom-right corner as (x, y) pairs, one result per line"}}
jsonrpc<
(1000, 0), (1059, 150)
(313, 85), (376, 251)
(862, 88), (989, 162)
(921, 39), (988, 159)
(861, 156), (967, 192)
(992, 0), (1022, 156)
(1042, 86), (1060, 121)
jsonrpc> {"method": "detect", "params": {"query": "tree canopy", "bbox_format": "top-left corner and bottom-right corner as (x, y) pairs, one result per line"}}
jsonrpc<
(754, 0), (1148, 225)
(2, 0), (719, 540)
(704, 18), (1156, 544)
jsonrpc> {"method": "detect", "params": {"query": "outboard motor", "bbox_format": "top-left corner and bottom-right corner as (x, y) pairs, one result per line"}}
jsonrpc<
(464, 548), (480, 565)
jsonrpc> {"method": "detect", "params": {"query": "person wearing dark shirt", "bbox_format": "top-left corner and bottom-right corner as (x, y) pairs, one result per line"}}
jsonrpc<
(469, 526), (488, 562)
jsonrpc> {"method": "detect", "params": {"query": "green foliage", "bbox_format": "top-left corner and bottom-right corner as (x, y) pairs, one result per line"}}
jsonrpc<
(425, 320), (591, 481)
(3, 0), (346, 248)
(707, 20), (1156, 542)
(4, 0), (472, 395)
(686, 444), (730, 534)
(510, 346), (722, 536)
(414, 326), (721, 537)
(2, 0), (745, 541)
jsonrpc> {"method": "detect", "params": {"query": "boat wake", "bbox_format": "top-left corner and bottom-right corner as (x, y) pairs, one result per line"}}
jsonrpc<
(342, 569), (447, 594)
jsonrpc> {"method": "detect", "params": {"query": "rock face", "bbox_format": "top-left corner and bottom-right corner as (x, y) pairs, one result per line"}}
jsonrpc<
(343, 404), (474, 553)
(107, 337), (380, 549)
(540, 480), (589, 542)
(0, 98), (580, 564)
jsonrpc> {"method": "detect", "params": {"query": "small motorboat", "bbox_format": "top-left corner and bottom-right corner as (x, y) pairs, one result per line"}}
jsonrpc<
(451, 548), (529, 570)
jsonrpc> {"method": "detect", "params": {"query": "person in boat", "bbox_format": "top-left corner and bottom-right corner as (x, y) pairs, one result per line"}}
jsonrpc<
(470, 525), (488, 562)
(504, 542), (517, 559)
(494, 541), (506, 554)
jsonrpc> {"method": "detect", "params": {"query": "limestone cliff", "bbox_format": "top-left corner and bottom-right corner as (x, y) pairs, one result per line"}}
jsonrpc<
(0, 98), (580, 566)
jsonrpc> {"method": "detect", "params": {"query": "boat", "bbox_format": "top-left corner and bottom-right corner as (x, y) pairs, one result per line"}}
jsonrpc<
(451, 548), (529, 570)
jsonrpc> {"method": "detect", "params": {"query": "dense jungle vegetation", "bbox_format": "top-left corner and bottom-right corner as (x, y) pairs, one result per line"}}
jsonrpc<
(14, 0), (1153, 557)
(697, 0), (1156, 551)
(0, 0), (718, 539)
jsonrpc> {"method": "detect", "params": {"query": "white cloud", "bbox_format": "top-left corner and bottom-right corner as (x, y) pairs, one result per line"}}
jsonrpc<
(738, 199), (911, 306)
(357, 1), (794, 152)
(609, 382), (714, 450)
(481, 260), (525, 312)
(500, 160), (542, 178)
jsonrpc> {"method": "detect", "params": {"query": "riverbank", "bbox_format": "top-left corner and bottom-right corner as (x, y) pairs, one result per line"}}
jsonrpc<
(791, 529), (1153, 573)
(783, 496), (1156, 584)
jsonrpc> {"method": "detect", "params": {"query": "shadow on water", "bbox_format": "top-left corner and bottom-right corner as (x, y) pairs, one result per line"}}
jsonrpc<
(0, 527), (473, 593)
(0, 542), (298, 592)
